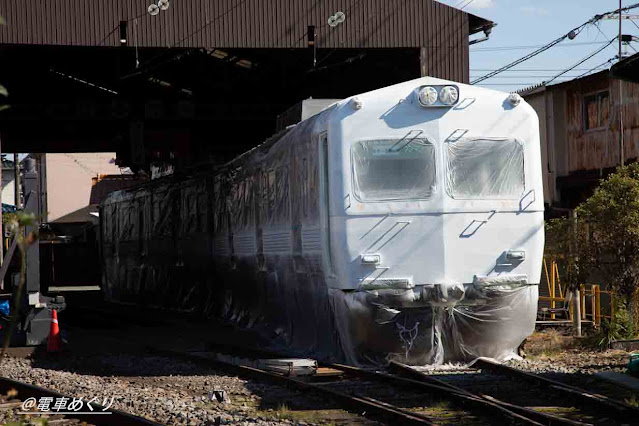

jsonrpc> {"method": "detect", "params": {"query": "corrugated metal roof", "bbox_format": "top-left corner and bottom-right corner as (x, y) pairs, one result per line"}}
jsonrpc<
(0, 0), (492, 49)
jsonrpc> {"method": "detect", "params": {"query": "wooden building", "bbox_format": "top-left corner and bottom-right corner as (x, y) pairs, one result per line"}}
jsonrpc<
(521, 71), (639, 211)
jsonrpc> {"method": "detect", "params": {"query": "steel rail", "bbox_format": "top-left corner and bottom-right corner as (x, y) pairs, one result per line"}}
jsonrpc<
(330, 362), (584, 426)
(153, 349), (435, 426)
(188, 341), (585, 425)
(0, 376), (161, 426)
(387, 361), (588, 426)
(472, 358), (639, 421)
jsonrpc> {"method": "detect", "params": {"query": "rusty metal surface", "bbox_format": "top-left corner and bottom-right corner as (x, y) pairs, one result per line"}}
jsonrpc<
(0, 0), (486, 82)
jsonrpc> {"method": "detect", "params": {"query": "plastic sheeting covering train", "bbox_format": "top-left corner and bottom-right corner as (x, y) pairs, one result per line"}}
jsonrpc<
(101, 77), (544, 365)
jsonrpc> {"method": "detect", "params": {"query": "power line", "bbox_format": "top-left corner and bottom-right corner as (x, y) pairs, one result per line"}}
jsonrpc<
(459, 0), (476, 10)
(545, 37), (617, 85)
(593, 21), (614, 43)
(469, 75), (586, 78)
(95, 9), (150, 46)
(96, 25), (119, 47)
(472, 2), (639, 84)
(477, 83), (551, 86)
(575, 57), (616, 79)
(471, 33), (586, 84)
(471, 41), (610, 52)
(470, 68), (598, 71)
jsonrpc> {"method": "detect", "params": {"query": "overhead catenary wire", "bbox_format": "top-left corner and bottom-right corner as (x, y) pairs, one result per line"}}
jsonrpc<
(471, 2), (639, 85)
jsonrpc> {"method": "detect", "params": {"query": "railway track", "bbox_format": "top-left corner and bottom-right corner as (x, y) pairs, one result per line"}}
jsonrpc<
(387, 359), (639, 425)
(0, 375), (161, 426)
(60, 304), (639, 424)
(156, 346), (639, 426)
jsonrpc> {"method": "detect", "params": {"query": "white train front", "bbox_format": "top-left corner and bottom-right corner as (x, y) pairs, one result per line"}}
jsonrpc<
(101, 76), (544, 365)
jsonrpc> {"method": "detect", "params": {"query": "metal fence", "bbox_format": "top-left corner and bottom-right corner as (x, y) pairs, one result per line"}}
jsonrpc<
(538, 257), (614, 327)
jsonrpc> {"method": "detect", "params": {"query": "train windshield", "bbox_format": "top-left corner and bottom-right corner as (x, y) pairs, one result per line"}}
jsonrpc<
(446, 138), (524, 199)
(352, 138), (436, 202)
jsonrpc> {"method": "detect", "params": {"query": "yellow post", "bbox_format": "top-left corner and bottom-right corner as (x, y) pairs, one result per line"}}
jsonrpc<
(544, 258), (551, 297)
(611, 291), (615, 322)
(551, 270), (556, 320)
(555, 261), (563, 298)
(590, 286), (596, 322)
(595, 285), (601, 327)
(581, 284), (586, 321)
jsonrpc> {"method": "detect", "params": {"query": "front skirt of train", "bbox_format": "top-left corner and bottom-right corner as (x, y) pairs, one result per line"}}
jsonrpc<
(329, 277), (538, 365)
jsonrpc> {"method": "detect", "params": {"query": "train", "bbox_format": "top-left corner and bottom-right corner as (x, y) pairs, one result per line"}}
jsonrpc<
(101, 76), (544, 365)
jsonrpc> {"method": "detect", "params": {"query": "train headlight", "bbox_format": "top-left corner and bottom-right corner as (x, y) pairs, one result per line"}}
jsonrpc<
(417, 86), (438, 107)
(439, 86), (459, 105)
(508, 93), (522, 107)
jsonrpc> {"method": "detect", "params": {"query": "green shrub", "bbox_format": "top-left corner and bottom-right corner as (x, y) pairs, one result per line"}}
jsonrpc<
(593, 303), (636, 349)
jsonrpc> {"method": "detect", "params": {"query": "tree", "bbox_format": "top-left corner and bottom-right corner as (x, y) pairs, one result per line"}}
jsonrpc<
(547, 163), (639, 332)
(577, 164), (639, 299)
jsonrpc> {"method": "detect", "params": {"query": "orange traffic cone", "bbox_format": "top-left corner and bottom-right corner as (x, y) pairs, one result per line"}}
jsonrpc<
(47, 309), (62, 353)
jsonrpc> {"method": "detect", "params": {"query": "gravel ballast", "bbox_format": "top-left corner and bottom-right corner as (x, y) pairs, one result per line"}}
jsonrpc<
(0, 353), (335, 425)
(1, 324), (635, 425)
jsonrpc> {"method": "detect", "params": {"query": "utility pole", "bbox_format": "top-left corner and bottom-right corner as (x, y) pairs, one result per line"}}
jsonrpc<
(620, 0), (625, 166)
(570, 210), (581, 337)
(13, 153), (20, 208)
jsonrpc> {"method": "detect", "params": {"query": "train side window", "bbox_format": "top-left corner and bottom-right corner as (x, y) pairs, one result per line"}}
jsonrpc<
(351, 138), (436, 202)
(446, 138), (524, 200)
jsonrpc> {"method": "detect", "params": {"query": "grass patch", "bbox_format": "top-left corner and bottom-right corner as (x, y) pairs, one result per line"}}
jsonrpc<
(256, 403), (340, 424)
(429, 399), (452, 412)
(524, 329), (574, 358)
(624, 394), (639, 408)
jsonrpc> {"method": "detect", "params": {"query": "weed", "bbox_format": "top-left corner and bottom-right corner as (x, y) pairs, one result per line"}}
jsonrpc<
(525, 329), (572, 358)
(430, 399), (451, 411)
(590, 303), (636, 349)
(625, 394), (639, 408)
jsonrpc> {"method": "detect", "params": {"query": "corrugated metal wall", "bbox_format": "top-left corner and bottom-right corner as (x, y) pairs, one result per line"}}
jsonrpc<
(0, 1), (469, 78)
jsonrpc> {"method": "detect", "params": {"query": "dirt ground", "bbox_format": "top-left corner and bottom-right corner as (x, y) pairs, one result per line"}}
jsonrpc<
(520, 328), (633, 369)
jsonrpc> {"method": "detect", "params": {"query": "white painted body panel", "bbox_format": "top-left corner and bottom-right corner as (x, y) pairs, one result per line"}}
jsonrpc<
(321, 76), (544, 290)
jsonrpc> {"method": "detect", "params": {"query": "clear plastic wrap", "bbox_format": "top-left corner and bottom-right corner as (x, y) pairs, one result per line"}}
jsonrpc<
(446, 138), (524, 199)
(101, 110), (537, 366)
(352, 139), (437, 201)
